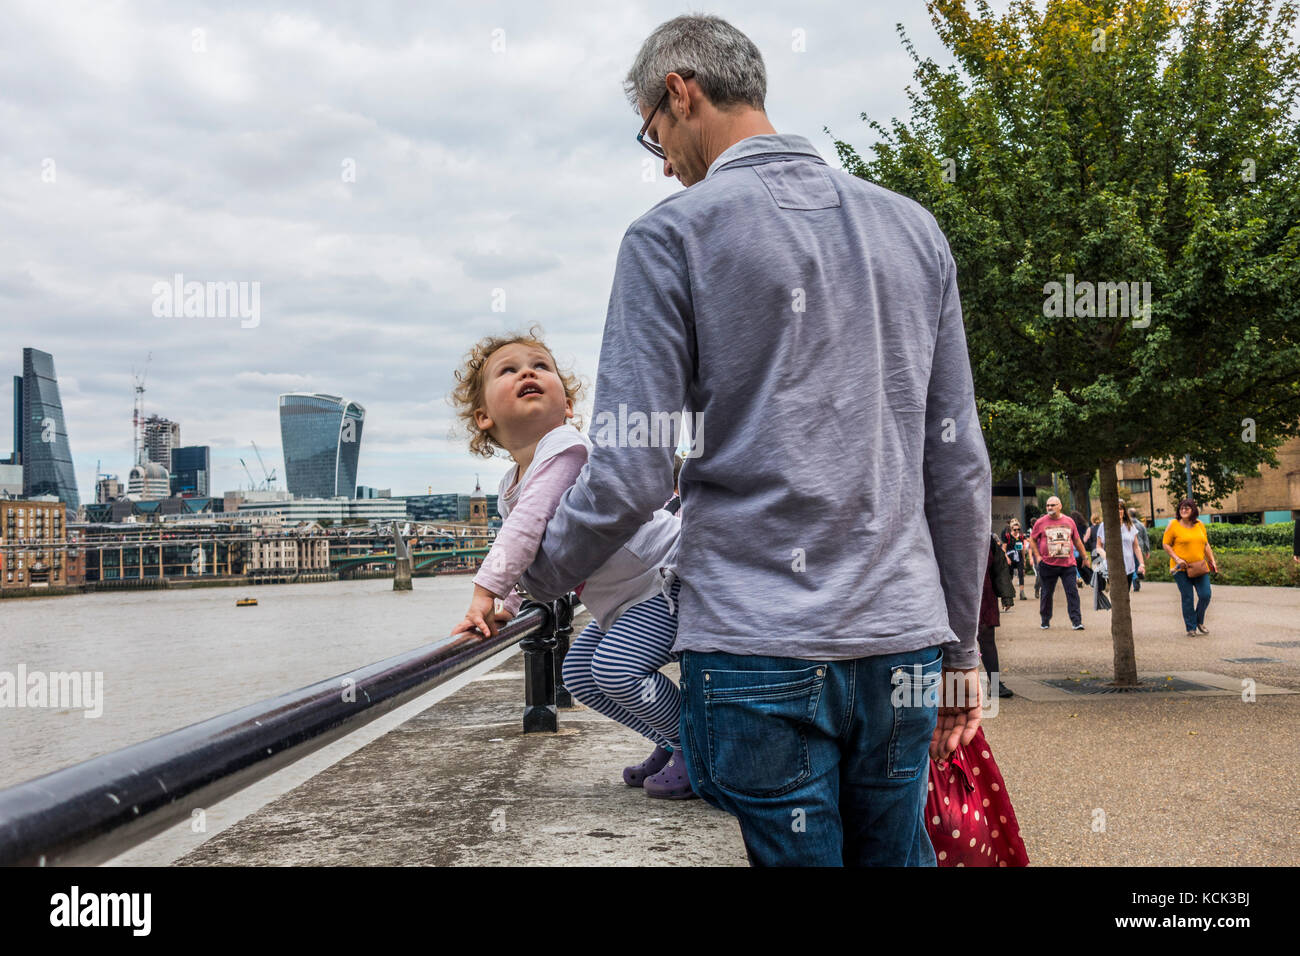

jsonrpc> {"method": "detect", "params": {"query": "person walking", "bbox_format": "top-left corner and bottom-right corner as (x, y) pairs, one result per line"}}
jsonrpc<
(1097, 506), (1145, 593)
(1070, 509), (1092, 588)
(1001, 519), (1030, 601)
(1082, 512), (1101, 557)
(1163, 498), (1218, 636)
(1127, 508), (1151, 590)
(1029, 496), (1091, 630)
(1090, 541), (1112, 611)
(980, 533), (1016, 698)
(520, 13), (990, 867)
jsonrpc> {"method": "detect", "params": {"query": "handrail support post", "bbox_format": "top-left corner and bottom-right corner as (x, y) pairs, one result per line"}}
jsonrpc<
(519, 599), (557, 733)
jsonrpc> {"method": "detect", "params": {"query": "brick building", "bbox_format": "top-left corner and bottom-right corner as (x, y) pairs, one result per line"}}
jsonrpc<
(1, 499), (67, 590)
(1119, 435), (1300, 525)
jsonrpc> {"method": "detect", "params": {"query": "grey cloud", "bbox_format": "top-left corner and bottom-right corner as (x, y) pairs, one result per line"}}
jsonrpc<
(2, 0), (969, 498)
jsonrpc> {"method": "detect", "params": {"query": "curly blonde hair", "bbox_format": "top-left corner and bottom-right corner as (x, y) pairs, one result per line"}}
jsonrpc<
(449, 324), (585, 459)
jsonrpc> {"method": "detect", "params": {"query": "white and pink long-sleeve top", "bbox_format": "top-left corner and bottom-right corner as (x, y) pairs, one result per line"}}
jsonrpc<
(472, 424), (680, 632)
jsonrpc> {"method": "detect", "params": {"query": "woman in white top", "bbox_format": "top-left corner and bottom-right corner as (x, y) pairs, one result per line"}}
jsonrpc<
(1096, 507), (1147, 592)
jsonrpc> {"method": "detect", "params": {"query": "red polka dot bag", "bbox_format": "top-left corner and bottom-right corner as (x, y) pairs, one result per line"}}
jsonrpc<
(926, 727), (1028, 867)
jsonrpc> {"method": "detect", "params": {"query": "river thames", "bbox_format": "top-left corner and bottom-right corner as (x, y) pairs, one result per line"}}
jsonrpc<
(0, 576), (482, 790)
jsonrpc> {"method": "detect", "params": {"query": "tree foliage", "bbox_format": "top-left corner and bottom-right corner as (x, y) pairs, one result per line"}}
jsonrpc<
(832, 0), (1300, 493)
(832, 0), (1300, 681)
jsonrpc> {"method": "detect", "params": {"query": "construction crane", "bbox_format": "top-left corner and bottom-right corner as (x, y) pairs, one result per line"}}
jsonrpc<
(239, 458), (259, 492)
(130, 353), (151, 466)
(249, 441), (277, 489)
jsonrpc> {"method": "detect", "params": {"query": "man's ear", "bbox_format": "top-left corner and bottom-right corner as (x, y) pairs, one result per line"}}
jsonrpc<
(667, 71), (694, 120)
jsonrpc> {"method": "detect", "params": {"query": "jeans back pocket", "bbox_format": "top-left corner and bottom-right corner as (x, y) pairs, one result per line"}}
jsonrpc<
(702, 664), (826, 797)
(887, 653), (942, 779)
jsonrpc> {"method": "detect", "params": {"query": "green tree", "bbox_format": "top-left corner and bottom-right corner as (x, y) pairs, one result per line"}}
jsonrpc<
(833, 0), (1300, 684)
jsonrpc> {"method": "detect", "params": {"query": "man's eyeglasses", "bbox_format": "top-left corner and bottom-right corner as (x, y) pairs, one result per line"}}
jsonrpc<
(637, 69), (695, 159)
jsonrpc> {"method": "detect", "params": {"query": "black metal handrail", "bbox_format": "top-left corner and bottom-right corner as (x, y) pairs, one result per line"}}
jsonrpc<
(0, 594), (580, 867)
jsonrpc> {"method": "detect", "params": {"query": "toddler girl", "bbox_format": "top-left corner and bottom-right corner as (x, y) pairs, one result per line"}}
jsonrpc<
(449, 329), (692, 799)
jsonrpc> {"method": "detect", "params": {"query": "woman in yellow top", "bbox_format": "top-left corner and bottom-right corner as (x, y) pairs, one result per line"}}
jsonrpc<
(1162, 498), (1219, 636)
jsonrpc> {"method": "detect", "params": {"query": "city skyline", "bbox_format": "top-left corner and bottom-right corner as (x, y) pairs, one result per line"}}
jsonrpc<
(0, 1), (959, 501)
(4, 345), (520, 500)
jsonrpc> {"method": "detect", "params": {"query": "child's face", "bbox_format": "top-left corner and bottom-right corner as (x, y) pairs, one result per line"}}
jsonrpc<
(475, 342), (573, 444)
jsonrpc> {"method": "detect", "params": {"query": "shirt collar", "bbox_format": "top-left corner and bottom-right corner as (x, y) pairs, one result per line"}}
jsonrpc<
(703, 133), (826, 181)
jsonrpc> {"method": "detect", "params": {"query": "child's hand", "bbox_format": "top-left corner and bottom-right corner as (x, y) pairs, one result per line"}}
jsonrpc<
(452, 584), (502, 638)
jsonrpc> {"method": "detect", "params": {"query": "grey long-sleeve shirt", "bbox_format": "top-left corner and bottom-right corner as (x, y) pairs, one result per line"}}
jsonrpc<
(520, 133), (991, 668)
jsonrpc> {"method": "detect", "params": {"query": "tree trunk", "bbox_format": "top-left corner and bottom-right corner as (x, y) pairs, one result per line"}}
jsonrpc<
(1068, 470), (1094, 521)
(1099, 460), (1139, 686)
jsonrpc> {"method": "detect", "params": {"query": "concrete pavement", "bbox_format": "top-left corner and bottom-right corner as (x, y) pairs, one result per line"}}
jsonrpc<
(176, 581), (1300, 866)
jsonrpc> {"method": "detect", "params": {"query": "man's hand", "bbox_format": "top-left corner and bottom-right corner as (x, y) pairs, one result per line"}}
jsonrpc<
(452, 584), (502, 638)
(930, 667), (982, 762)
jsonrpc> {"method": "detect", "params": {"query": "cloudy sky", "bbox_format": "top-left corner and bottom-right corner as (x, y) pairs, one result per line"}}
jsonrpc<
(2, 0), (971, 501)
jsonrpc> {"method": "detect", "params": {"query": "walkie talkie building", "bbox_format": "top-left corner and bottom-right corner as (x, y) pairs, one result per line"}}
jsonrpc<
(19, 348), (80, 510)
(278, 393), (365, 499)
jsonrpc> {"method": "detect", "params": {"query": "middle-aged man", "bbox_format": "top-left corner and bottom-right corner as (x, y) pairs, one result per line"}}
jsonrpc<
(520, 14), (991, 866)
(1029, 496), (1091, 630)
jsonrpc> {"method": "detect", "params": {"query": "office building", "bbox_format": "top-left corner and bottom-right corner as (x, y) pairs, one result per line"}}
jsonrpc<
(0, 463), (21, 497)
(126, 460), (171, 499)
(171, 445), (210, 497)
(1120, 444), (1300, 526)
(405, 492), (500, 523)
(10, 375), (20, 463)
(278, 393), (365, 499)
(223, 488), (292, 513)
(95, 474), (123, 503)
(235, 497), (405, 525)
(143, 415), (181, 470)
(17, 348), (80, 510)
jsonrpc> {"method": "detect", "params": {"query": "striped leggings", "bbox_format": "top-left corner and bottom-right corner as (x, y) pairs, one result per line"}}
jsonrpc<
(561, 580), (682, 751)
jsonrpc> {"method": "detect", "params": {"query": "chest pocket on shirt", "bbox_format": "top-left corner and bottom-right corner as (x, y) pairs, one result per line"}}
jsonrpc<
(753, 162), (841, 210)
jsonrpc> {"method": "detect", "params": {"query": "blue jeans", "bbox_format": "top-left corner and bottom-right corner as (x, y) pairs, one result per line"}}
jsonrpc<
(1173, 570), (1211, 631)
(678, 646), (941, 867)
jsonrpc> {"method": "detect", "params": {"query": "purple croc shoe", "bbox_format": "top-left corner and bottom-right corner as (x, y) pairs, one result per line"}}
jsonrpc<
(623, 744), (672, 788)
(643, 748), (697, 800)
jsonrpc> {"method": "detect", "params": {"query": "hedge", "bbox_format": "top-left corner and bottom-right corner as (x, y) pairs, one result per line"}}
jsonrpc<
(1185, 521), (1295, 549)
(1139, 548), (1299, 587)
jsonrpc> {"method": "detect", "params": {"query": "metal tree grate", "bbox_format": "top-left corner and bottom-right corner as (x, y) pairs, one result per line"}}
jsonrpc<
(1041, 676), (1215, 695)
(1257, 641), (1300, 649)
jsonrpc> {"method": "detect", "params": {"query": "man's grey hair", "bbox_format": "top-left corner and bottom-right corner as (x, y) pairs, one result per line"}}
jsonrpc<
(624, 14), (767, 114)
